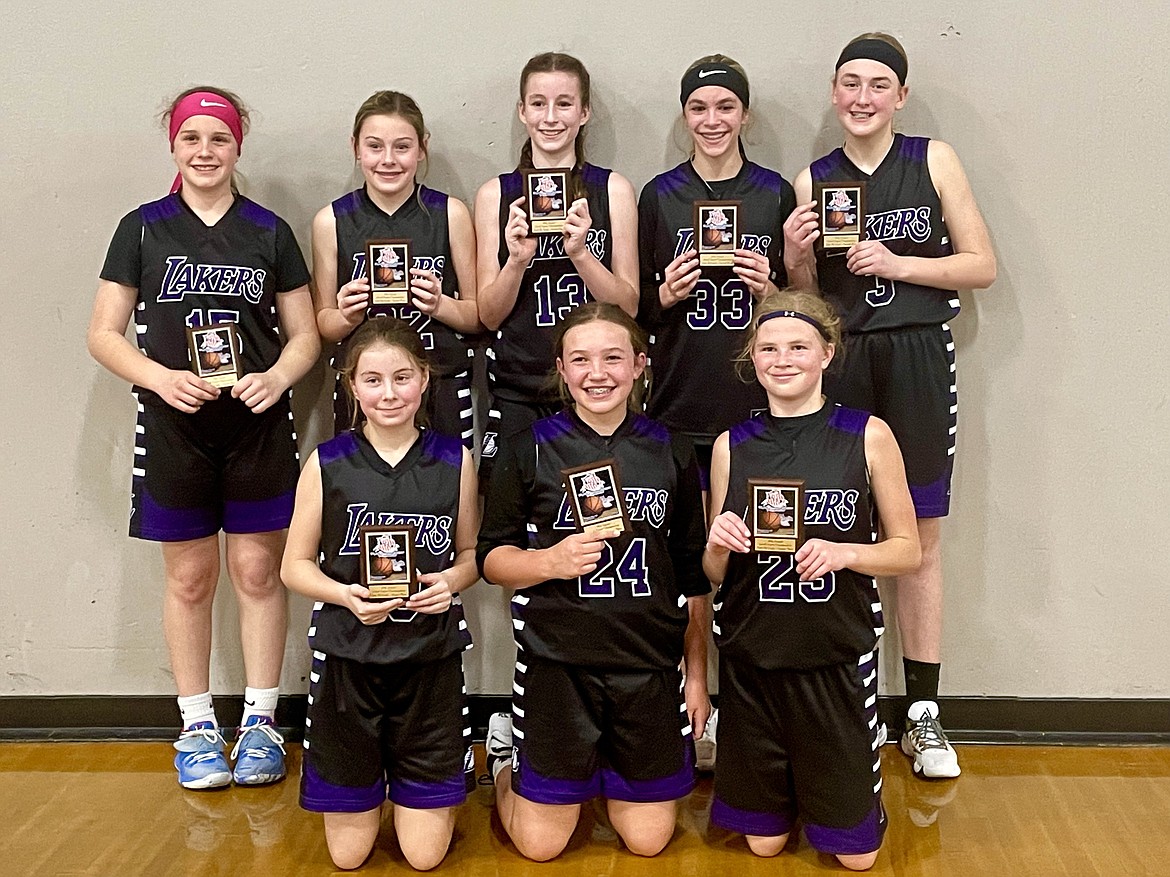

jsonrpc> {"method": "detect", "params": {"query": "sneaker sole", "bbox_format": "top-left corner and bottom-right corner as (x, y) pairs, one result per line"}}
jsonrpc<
(234, 771), (286, 786)
(179, 771), (232, 790)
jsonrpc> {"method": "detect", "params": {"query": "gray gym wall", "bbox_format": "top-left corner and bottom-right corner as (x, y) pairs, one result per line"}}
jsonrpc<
(2, 1), (1167, 707)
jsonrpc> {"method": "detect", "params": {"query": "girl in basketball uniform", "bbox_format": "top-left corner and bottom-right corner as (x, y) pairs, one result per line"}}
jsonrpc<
(704, 290), (920, 870)
(475, 52), (639, 478)
(87, 87), (319, 789)
(783, 32), (996, 777)
(477, 303), (709, 861)
(313, 91), (480, 446)
(281, 317), (479, 871)
(639, 54), (796, 479)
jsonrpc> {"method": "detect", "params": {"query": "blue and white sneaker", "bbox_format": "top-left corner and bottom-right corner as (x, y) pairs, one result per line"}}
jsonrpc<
(231, 716), (287, 786)
(173, 722), (231, 790)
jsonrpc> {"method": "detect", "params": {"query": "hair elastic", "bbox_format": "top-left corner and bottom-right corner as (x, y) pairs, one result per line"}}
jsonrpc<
(835, 39), (908, 85)
(168, 91), (244, 192)
(680, 63), (750, 109)
(758, 309), (830, 341)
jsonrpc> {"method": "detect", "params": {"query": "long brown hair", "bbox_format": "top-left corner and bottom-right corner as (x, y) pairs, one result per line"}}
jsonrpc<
(517, 52), (591, 202)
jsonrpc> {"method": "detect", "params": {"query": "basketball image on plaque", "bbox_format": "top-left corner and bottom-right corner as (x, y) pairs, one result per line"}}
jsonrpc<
(748, 478), (804, 552)
(186, 324), (241, 389)
(366, 239), (411, 305)
(694, 200), (740, 267)
(358, 524), (418, 600)
(523, 168), (570, 234)
(563, 459), (628, 538)
(815, 182), (865, 250)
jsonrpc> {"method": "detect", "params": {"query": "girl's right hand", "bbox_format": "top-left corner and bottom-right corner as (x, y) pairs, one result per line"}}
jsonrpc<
(341, 584), (403, 625)
(546, 532), (608, 579)
(156, 369), (219, 413)
(337, 278), (371, 326)
(504, 196), (538, 265)
(659, 248), (701, 308)
(782, 200), (821, 265)
(706, 511), (752, 555)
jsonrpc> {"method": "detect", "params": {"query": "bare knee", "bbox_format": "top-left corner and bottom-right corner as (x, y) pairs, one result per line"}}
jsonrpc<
(621, 826), (672, 857)
(395, 807), (455, 871)
(164, 548), (220, 607)
(837, 850), (879, 870)
(226, 543), (283, 600)
(400, 842), (449, 872)
(327, 839), (374, 871)
(746, 833), (789, 857)
(512, 828), (571, 863)
(324, 809), (380, 870)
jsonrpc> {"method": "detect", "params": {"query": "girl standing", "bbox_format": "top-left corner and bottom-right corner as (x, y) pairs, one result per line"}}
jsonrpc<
(783, 33), (996, 776)
(478, 303), (709, 861)
(281, 318), (479, 870)
(87, 87), (319, 789)
(313, 91), (480, 445)
(704, 290), (920, 870)
(475, 53), (639, 478)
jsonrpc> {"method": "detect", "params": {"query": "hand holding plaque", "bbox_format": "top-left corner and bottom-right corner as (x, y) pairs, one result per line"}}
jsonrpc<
(563, 459), (628, 538)
(187, 323), (241, 389)
(748, 478), (804, 552)
(815, 183), (865, 250)
(694, 200), (741, 267)
(523, 168), (571, 235)
(366, 239), (412, 305)
(358, 524), (418, 600)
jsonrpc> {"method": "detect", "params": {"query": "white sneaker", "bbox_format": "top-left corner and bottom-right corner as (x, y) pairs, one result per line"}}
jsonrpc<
(485, 712), (514, 782)
(694, 708), (718, 772)
(874, 722), (888, 748)
(900, 701), (961, 779)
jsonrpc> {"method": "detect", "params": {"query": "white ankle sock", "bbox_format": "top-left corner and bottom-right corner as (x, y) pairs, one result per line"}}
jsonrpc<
(242, 686), (279, 724)
(177, 692), (217, 730)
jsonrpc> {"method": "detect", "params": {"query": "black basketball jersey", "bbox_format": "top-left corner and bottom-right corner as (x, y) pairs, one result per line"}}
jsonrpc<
(477, 409), (708, 670)
(489, 163), (614, 404)
(331, 185), (473, 377)
(311, 428), (471, 664)
(100, 194), (310, 405)
(714, 404), (883, 670)
(638, 160), (795, 441)
(812, 134), (957, 333)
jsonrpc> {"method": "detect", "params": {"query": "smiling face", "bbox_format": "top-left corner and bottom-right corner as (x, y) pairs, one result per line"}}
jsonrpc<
(171, 115), (238, 193)
(518, 70), (590, 165)
(751, 317), (834, 410)
(556, 319), (646, 429)
(685, 85), (748, 162)
(354, 113), (426, 202)
(350, 342), (429, 431)
(832, 59), (908, 139)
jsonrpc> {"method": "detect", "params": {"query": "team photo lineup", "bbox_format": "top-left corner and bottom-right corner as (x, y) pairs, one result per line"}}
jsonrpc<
(85, 31), (995, 873)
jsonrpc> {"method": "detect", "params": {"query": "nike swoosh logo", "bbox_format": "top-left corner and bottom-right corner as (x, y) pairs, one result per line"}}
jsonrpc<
(697, 69), (726, 78)
(244, 699), (256, 706)
(200, 99), (228, 108)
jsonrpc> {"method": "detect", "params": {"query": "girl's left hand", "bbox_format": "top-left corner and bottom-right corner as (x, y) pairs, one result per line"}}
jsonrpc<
(410, 268), (443, 315)
(562, 198), (593, 259)
(232, 370), (287, 413)
(794, 538), (853, 581)
(732, 248), (772, 298)
(846, 240), (902, 279)
(407, 573), (455, 614)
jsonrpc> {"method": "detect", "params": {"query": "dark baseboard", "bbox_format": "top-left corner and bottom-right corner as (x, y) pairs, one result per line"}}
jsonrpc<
(2, 695), (1169, 745)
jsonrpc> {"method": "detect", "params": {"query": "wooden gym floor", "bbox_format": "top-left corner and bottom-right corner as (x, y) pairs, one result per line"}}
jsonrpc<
(2, 743), (1168, 876)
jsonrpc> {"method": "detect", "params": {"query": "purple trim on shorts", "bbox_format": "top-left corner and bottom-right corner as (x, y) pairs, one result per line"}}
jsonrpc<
(710, 795), (793, 838)
(729, 417), (768, 448)
(600, 739), (695, 803)
(238, 198), (278, 231)
(300, 758), (385, 813)
(388, 772), (468, 810)
(804, 802), (886, 856)
(828, 404), (869, 436)
(909, 467), (952, 518)
(513, 749), (601, 805)
(223, 491), (294, 533)
(135, 487), (219, 542)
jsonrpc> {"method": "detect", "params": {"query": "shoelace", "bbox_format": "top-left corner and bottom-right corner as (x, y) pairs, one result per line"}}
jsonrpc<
(231, 723), (286, 761)
(174, 726), (224, 752)
(908, 715), (949, 751)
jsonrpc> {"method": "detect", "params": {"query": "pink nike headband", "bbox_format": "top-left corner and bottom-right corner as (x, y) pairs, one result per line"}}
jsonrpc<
(168, 91), (244, 152)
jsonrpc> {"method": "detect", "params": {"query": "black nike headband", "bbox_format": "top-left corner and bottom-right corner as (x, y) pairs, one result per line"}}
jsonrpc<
(680, 63), (750, 109)
(835, 39), (908, 85)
